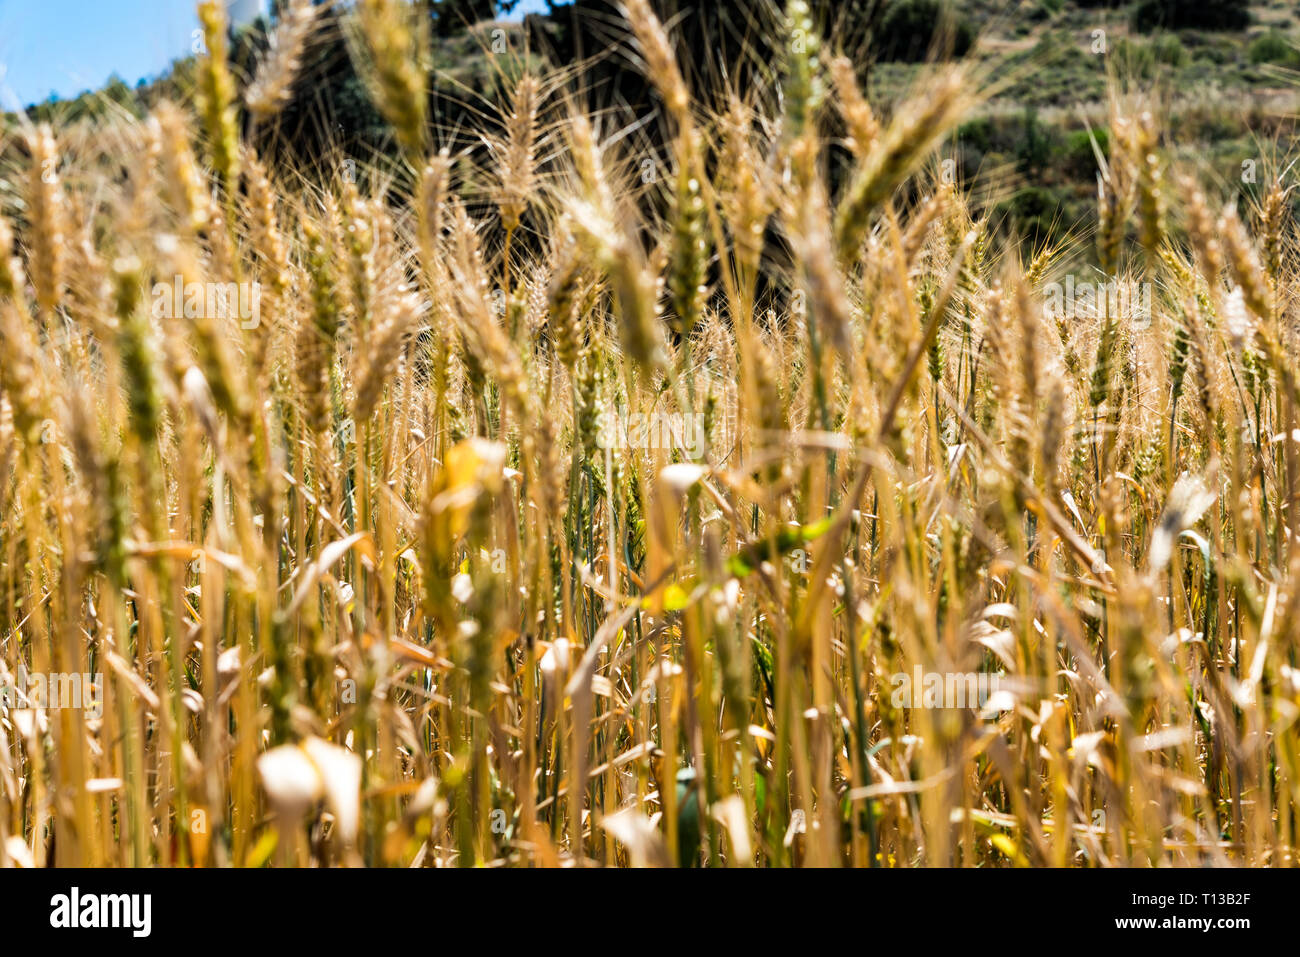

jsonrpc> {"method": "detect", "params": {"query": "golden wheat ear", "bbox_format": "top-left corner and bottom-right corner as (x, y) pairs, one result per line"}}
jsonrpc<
(350, 0), (428, 162)
(828, 55), (879, 160)
(548, 223), (585, 373)
(834, 66), (977, 261)
(23, 124), (68, 320)
(493, 74), (541, 236)
(246, 0), (321, 122)
(0, 300), (48, 445)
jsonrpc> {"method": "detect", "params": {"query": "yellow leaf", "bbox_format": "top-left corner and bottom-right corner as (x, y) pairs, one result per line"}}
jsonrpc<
(989, 833), (1028, 867)
(662, 582), (691, 611)
(244, 828), (279, 868)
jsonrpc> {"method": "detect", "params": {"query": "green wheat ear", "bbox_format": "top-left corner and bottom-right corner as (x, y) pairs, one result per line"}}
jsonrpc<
(667, 160), (708, 337)
(782, 0), (823, 140)
(197, 0), (241, 191)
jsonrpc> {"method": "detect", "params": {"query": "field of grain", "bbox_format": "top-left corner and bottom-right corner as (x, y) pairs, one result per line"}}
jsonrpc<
(0, 0), (1297, 867)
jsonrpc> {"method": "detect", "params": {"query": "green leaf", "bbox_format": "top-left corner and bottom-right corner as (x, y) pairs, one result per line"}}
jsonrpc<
(725, 517), (835, 578)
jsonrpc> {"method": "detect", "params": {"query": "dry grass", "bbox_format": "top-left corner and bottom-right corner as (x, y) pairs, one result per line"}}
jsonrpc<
(0, 1), (1298, 868)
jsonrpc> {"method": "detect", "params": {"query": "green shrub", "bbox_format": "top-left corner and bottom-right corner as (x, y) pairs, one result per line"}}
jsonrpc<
(998, 185), (1067, 244)
(1248, 30), (1300, 67)
(956, 116), (995, 154)
(1063, 128), (1106, 180)
(1192, 45), (1232, 66)
(1152, 34), (1188, 65)
(1113, 37), (1156, 78)
(1014, 108), (1059, 176)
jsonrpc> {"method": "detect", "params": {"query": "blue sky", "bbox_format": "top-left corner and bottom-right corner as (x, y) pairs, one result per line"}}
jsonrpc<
(0, 0), (554, 110)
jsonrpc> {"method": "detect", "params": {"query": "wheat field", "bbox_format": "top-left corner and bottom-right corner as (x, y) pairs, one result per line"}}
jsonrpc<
(0, 0), (1297, 868)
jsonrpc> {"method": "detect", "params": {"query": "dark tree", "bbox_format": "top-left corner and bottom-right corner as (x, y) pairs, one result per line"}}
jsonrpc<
(433, 0), (502, 37)
(872, 0), (974, 63)
(1132, 0), (1250, 32)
